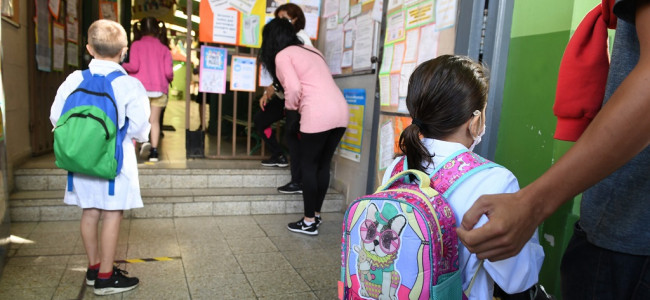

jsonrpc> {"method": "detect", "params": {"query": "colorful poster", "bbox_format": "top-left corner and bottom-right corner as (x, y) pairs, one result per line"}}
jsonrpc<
(199, 46), (228, 94)
(340, 89), (365, 162)
(405, 0), (434, 29)
(230, 55), (257, 92)
(238, 0), (265, 48)
(384, 11), (405, 44)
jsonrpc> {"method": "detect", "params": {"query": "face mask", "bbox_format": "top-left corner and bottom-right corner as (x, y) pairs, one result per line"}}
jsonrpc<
(469, 110), (486, 151)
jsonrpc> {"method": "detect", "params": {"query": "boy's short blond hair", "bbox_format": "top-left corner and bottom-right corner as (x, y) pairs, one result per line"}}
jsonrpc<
(87, 19), (127, 58)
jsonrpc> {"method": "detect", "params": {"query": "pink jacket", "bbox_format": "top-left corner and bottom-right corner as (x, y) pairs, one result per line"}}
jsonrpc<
(122, 36), (173, 94)
(275, 45), (349, 133)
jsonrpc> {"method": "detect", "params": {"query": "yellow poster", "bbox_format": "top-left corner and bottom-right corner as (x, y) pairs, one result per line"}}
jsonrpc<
(238, 0), (266, 48)
(340, 89), (366, 162)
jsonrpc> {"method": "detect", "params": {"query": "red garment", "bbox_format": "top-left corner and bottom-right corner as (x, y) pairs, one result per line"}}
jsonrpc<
(553, 0), (617, 141)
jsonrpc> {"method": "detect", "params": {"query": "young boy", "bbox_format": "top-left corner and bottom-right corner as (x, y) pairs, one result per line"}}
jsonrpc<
(49, 19), (150, 296)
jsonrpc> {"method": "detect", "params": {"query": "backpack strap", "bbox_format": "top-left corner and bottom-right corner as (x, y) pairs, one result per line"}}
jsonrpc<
(391, 149), (501, 195)
(430, 149), (501, 197)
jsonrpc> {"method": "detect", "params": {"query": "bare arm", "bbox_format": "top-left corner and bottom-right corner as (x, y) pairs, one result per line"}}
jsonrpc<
(457, 2), (650, 261)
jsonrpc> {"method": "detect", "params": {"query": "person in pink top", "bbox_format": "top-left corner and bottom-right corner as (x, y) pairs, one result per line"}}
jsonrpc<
(260, 18), (349, 235)
(122, 17), (173, 162)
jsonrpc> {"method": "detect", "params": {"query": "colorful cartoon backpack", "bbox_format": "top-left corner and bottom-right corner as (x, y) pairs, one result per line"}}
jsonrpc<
(53, 70), (128, 195)
(339, 150), (500, 300)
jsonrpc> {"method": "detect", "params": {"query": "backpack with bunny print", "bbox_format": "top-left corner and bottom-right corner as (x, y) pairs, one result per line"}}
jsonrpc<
(339, 150), (500, 300)
(53, 70), (128, 196)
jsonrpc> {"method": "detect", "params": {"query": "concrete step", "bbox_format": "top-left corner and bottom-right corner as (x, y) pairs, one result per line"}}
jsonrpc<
(14, 166), (294, 191)
(10, 187), (345, 222)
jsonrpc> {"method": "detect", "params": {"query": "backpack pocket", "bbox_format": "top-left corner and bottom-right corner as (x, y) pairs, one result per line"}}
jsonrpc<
(54, 105), (118, 179)
(431, 270), (462, 300)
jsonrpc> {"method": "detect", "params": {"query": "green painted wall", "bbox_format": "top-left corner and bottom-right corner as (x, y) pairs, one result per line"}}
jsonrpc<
(495, 0), (600, 298)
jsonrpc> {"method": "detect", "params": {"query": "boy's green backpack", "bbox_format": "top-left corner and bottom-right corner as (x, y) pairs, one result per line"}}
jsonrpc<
(53, 70), (129, 195)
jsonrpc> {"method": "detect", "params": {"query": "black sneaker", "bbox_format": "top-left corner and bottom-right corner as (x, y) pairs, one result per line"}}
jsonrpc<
(315, 215), (322, 227)
(261, 155), (289, 167)
(93, 267), (139, 296)
(287, 219), (318, 235)
(86, 268), (99, 286)
(278, 182), (302, 194)
(148, 148), (159, 162)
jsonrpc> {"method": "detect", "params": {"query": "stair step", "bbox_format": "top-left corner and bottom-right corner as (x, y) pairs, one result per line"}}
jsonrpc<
(9, 188), (345, 222)
(14, 167), (294, 191)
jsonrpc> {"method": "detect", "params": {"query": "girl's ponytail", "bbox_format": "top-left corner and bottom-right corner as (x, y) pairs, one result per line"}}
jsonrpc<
(157, 20), (170, 49)
(399, 122), (432, 173)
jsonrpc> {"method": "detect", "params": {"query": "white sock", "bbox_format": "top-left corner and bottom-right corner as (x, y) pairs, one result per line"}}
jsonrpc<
(304, 220), (314, 226)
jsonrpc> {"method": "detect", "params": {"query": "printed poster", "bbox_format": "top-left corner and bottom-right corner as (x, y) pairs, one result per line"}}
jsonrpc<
(436, 0), (457, 29)
(66, 0), (79, 42)
(405, 0), (435, 29)
(213, 9), (239, 45)
(230, 55), (257, 92)
(379, 120), (394, 170)
(67, 42), (79, 67)
(52, 22), (65, 71)
(199, 46), (228, 94)
(340, 89), (365, 162)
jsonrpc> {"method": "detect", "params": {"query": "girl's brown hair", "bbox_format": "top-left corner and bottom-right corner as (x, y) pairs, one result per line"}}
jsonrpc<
(274, 3), (306, 32)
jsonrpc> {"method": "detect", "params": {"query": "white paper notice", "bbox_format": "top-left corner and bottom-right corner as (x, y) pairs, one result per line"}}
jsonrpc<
(350, 3), (362, 18)
(403, 28), (420, 62)
(304, 12), (320, 39)
(390, 42), (405, 73)
(416, 24), (438, 66)
(209, 0), (229, 11)
(67, 43), (78, 67)
(322, 0), (338, 17)
(352, 14), (373, 70)
(386, 0), (403, 13)
(385, 11), (405, 44)
(342, 50), (353, 67)
(338, 0), (350, 19)
(52, 24), (65, 71)
(344, 18), (356, 30)
(390, 74), (400, 106)
(379, 75), (390, 106)
(230, 56), (257, 92)
(213, 10), (238, 44)
(437, 0), (457, 29)
(229, 0), (254, 14)
(325, 25), (344, 74)
(259, 65), (273, 87)
(399, 62), (416, 97)
(379, 44), (394, 74)
(371, 0), (383, 22)
(344, 30), (355, 49)
(327, 15), (338, 29)
(379, 120), (395, 170)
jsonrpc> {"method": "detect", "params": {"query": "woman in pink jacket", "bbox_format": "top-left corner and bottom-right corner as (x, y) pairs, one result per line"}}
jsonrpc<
(260, 18), (349, 235)
(122, 17), (173, 162)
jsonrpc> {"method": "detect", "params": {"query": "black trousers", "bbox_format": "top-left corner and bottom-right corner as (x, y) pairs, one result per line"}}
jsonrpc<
(299, 127), (346, 218)
(252, 96), (301, 184)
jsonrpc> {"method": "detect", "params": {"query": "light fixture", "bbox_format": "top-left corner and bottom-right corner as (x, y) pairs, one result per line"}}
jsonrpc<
(174, 10), (200, 23)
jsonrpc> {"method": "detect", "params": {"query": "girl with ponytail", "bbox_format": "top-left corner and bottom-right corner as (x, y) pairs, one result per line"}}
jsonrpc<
(382, 55), (545, 299)
(122, 17), (173, 162)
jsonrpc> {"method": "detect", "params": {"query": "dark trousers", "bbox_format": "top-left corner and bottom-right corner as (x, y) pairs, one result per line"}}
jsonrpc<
(299, 127), (346, 218)
(253, 96), (285, 157)
(561, 221), (650, 300)
(253, 98), (302, 184)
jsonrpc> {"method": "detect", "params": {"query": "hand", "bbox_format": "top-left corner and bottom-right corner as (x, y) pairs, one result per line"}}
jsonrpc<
(456, 191), (543, 261)
(259, 94), (268, 111)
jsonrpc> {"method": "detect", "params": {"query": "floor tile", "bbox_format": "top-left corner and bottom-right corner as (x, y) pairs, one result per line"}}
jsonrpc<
(122, 275), (190, 300)
(183, 252), (243, 276)
(246, 269), (311, 297)
(0, 286), (57, 300)
(0, 264), (66, 289)
(187, 273), (256, 300)
(235, 252), (293, 273)
(226, 237), (279, 254)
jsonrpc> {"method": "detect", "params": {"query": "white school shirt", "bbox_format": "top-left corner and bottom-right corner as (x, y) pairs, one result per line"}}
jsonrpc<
(383, 138), (545, 300)
(297, 29), (313, 47)
(50, 59), (151, 210)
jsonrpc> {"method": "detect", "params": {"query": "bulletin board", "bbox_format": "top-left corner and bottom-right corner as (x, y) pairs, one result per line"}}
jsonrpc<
(377, 0), (458, 114)
(373, 0), (459, 188)
(320, 0), (383, 76)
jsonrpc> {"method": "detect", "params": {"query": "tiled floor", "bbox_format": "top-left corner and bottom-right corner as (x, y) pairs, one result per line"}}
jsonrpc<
(0, 213), (344, 299)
